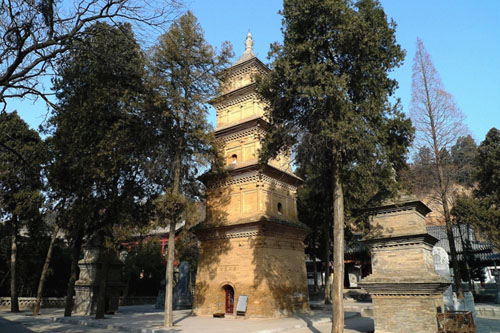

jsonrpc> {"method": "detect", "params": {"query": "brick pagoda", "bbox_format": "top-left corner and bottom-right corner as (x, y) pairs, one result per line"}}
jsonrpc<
(359, 198), (450, 333)
(192, 33), (310, 318)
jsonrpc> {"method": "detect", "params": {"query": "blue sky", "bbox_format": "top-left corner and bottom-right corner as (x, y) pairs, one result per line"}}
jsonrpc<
(9, 0), (500, 144)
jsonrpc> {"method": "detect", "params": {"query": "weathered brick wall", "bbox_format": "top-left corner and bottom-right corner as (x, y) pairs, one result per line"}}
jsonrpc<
(372, 244), (436, 275)
(193, 234), (309, 317)
(372, 295), (444, 333)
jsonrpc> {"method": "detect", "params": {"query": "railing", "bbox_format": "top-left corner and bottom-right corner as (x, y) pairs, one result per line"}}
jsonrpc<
(119, 296), (156, 306)
(0, 297), (67, 309)
(0, 296), (157, 309)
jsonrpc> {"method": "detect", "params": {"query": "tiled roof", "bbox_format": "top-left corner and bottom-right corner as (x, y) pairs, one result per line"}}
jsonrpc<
(457, 252), (500, 262)
(345, 241), (368, 255)
(427, 224), (498, 262)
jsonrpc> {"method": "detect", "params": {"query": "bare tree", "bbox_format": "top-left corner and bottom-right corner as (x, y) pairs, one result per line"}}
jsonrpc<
(0, 0), (182, 111)
(410, 37), (467, 300)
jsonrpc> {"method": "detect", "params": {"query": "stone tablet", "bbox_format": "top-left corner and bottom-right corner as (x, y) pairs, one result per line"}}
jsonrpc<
(433, 246), (454, 311)
(433, 246), (449, 273)
(236, 295), (248, 315)
(173, 261), (192, 309)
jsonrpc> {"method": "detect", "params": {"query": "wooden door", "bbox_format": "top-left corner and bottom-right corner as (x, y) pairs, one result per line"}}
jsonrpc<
(224, 285), (234, 314)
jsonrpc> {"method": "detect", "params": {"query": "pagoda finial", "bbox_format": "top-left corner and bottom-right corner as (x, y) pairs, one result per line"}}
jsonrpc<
(245, 31), (253, 51)
(233, 31), (256, 65)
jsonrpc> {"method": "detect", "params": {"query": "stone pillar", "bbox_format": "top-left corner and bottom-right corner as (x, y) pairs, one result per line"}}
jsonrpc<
(359, 198), (450, 333)
(493, 266), (500, 304)
(74, 243), (124, 315)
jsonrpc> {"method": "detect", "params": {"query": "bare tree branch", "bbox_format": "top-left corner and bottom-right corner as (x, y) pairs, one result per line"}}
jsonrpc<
(0, 0), (183, 110)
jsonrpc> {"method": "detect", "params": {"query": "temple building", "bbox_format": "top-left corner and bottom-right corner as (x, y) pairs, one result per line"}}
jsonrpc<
(193, 33), (310, 317)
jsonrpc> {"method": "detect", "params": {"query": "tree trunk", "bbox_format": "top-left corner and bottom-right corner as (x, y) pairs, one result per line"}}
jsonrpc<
(312, 233), (319, 294)
(64, 227), (84, 317)
(164, 219), (176, 327)
(435, 158), (464, 300)
(457, 223), (473, 293)
(323, 222), (332, 305)
(33, 225), (60, 315)
(95, 249), (110, 319)
(418, 45), (464, 301)
(10, 216), (19, 313)
(164, 148), (182, 328)
(332, 165), (345, 333)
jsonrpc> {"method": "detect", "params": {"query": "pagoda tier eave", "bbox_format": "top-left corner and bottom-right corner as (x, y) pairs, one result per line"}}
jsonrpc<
(224, 162), (303, 187)
(209, 81), (259, 106)
(215, 116), (268, 138)
(193, 216), (311, 240)
(226, 56), (270, 75)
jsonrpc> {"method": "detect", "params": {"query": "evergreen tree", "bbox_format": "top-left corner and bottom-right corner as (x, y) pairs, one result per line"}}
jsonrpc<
(407, 146), (437, 195)
(295, 148), (334, 300)
(47, 22), (151, 319)
(451, 135), (477, 187)
(0, 111), (44, 312)
(474, 128), (500, 206)
(257, 1), (412, 331)
(466, 128), (500, 248)
(146, 11), (232, 327)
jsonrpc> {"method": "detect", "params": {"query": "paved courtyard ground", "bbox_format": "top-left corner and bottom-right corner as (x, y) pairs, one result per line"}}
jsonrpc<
(0, 302), (499, 333)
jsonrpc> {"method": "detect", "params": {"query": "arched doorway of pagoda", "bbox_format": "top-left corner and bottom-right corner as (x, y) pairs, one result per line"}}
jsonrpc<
(222, 284), (234, 314)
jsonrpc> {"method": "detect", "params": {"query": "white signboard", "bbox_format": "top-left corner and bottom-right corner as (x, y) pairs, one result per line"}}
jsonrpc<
(236, 295), (248, 314)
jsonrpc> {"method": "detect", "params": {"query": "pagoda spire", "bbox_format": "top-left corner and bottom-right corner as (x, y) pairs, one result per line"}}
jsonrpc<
(234, 31), (256, 65)
(245, 31), (253, 51)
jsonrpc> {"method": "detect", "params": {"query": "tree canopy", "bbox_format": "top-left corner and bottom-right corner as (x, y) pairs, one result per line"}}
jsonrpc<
(0, 110), (45, 312)
(451, 135), (477, 187)
(454, 128), (500, 249)
(46, 21), (152, 318)
(146, 11), (232, 327)
(0, 111), (44, 222)
(257, 0), (412, 331)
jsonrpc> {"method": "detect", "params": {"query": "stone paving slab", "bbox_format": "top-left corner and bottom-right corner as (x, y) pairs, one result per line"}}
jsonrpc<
(54, 309), (359, 333)
(2, 303), (499, 333)
(476, 303), (500, 320)
(1, 305), (359, 333)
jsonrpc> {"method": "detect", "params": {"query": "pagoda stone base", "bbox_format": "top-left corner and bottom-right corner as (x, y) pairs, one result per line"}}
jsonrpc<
(371, 295), (444, 333)
(193, 221), (309, 317)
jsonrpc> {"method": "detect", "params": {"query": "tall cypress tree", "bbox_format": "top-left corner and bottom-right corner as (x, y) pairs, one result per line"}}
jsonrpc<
(0, 111), (44, 312)
(257, 1), (412, 331)
(146, 11), (232, 327)
(47, 22), (150, 319)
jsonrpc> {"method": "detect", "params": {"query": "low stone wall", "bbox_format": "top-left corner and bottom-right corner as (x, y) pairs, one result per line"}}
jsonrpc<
(474, 284), (499, 303)
(119, 296), (157, 306)
(0, 297), (66, 309)
(0, 296), (157, 309)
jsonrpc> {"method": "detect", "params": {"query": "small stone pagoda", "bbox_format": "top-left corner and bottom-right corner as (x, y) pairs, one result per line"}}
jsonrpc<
(193, 33), (310, 317)
(359, 197), (450, 333)
(74, 242), (123, 315)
